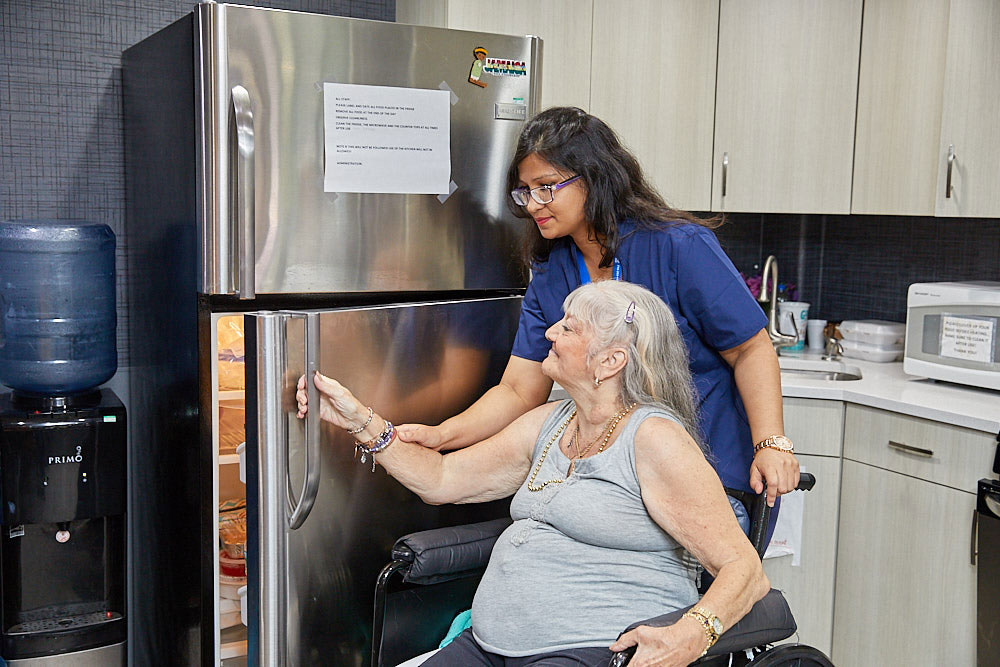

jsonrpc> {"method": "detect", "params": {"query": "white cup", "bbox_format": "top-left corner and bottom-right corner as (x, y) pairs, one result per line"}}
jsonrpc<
(777, 301), (810, 350)
(806, 319), (828, 351)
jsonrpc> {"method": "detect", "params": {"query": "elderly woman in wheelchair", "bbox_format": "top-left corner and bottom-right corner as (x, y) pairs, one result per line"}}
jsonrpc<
(297, 280), (821, 666)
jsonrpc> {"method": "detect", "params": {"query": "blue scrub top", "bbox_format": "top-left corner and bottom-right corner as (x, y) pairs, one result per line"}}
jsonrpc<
(512, 220), (767, 492)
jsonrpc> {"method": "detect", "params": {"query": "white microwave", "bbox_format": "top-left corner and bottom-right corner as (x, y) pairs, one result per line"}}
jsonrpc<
(904, 281), (1000, 391)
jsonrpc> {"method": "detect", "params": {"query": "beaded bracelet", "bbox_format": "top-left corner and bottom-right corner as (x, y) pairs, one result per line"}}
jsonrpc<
(346, 406), (374, 434)
(355, 420), (395, 472)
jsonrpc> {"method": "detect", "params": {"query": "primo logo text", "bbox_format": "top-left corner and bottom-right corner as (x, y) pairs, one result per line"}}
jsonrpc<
(48, 446), (83, 465)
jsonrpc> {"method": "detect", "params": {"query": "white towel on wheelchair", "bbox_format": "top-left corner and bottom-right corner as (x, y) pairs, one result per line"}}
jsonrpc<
(396, 648), (438, 666)
(763, 469), (806, 566)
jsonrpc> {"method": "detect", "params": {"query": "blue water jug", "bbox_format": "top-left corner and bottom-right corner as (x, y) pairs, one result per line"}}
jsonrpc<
(0, 220), (117, 395)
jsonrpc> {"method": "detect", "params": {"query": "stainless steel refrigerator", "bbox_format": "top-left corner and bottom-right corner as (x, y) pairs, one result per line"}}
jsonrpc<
(123, 4), (540, 665)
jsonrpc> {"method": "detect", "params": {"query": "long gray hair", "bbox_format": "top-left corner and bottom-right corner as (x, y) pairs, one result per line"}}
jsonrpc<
(563, 281), (704, 452)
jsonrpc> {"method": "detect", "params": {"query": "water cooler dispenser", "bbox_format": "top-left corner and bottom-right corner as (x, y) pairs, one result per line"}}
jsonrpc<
(0, 220), (126, 665)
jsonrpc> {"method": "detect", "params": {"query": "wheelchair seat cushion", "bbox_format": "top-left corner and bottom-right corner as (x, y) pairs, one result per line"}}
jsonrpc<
(620, 588), (796, 657)
(394, 517), (513, 585)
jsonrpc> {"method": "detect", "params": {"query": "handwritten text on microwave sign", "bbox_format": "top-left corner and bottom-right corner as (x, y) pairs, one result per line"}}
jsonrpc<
(940, 314), (995, 364)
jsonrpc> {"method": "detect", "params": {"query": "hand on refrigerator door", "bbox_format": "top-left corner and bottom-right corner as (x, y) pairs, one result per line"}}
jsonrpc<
(295, 372), (372, 434)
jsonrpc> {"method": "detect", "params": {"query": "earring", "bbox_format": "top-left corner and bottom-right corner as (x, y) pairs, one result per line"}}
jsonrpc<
(594, 376), (602, 387)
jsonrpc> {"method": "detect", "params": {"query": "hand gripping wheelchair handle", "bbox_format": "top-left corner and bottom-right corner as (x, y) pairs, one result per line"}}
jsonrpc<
(609, 588), (797, 666)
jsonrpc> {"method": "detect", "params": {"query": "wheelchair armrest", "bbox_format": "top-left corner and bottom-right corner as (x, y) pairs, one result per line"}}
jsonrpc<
(617, 589), (795, 660)
(391, 517), (513, 585)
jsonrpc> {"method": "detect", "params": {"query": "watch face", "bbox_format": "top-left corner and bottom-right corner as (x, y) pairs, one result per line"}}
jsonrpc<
(711, 617), (724, 634)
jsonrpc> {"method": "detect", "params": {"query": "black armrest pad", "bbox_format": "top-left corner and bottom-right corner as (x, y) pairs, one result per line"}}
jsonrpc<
(622, 589), (796, 656)
(393, 517), (513, 585)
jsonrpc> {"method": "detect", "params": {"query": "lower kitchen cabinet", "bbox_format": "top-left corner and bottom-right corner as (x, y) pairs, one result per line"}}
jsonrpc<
(762, 454), (841, 658)
(761, 398), (845, 657)
(832, 459), (977, 666)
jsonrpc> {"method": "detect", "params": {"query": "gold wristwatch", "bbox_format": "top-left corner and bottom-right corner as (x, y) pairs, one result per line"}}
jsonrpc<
(753, 434), (794, 454)
(683, 606), (723, 656)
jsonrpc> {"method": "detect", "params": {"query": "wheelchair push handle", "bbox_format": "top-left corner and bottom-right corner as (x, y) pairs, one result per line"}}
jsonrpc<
(796, 472), (816, 492)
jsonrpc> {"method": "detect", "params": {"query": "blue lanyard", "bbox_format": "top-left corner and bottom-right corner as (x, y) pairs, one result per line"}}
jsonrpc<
(573, 244), (622, 285)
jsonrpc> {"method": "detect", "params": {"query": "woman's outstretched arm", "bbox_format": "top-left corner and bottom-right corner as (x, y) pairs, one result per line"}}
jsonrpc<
(296, 371), (552, 504)
(395, 355), (554, 451)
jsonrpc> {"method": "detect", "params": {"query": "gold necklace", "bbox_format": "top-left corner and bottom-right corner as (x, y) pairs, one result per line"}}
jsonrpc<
(575, 403), (637, 460)
(566, 402), (637, 477)
(526, 409), (576, 492)
(527, 403), (639, 491)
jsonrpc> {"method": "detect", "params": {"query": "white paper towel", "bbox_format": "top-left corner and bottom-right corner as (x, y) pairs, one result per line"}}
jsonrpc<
(763, 466), (806, 566)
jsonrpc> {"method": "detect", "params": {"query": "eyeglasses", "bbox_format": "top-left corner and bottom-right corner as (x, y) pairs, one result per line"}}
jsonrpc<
(510, 175), (581, 207)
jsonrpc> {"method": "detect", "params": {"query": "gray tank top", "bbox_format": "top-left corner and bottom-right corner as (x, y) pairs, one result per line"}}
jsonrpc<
(471, 400), (701, 657)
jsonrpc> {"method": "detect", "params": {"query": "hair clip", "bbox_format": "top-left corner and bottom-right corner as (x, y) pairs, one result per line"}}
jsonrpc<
(624, 301), (635, 324)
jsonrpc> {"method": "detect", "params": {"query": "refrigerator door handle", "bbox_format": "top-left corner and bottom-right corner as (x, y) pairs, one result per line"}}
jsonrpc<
(231, 85), (256, 299)
(287, 312), (321, 529)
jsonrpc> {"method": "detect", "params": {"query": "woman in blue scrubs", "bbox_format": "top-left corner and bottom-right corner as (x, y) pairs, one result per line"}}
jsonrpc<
(398, 107), (799, 505)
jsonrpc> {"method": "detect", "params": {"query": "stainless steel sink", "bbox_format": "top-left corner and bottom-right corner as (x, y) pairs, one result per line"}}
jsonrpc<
(778, 358), (863, 381)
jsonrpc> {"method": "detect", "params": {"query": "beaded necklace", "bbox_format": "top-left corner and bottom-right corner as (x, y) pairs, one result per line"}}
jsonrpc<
(526, 402), (637, 492)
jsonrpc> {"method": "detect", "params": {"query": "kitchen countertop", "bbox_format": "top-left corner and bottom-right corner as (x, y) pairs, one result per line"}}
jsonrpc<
(777, 350), (1000, 434)
(551, 352), (1000, 434)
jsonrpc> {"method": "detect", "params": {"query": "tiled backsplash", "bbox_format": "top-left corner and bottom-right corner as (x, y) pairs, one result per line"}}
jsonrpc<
(0, 0), (395, 369)
(716, 213), (1000, 324)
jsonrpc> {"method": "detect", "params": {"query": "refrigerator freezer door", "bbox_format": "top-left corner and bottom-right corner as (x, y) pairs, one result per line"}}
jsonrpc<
(197, 4), (540, 296)
(245, 296), (521, 665)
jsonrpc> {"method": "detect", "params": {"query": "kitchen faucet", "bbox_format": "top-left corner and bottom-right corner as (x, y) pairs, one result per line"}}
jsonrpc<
(756, 255), (798, 351)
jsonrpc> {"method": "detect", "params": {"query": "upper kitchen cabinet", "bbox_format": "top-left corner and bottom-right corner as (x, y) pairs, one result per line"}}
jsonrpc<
(854, 0), (1000, 217)
(589, 1), (718, 212)
(395, 0), (593, 111)
(852, 0), (950, 216)
(712, 0), (863, 214)
(935, 0), (1000, 217)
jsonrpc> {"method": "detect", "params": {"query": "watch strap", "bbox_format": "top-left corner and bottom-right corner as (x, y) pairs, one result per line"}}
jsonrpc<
(753, 434), (794, 454)
(682, 606), (722, 656)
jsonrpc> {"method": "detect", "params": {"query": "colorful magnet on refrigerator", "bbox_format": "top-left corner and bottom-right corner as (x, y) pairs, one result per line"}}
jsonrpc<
(469, 47), (488, 88)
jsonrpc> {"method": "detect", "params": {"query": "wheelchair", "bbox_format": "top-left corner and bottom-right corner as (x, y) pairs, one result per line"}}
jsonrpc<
(372, 473), (833, 667)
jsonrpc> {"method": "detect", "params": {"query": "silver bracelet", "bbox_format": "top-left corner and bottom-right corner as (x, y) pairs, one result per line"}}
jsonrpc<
(346, 406), (373, 434)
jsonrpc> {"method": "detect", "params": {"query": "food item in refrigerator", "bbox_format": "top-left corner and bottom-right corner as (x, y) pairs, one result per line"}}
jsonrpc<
(217, 316), (246, 391)
(219, 498), (247, 560)
(218, 399), (245, 455)
(219, 554), (246, 579)
(217, 360), (245, 391)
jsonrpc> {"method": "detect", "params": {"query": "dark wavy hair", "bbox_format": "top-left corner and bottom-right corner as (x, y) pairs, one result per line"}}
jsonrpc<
(506, 107), (720, 269)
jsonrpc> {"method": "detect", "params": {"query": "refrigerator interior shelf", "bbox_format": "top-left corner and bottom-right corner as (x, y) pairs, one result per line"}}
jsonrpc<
(219, 453), (240, 466)
(220, 624), (248, 659)
(218, 390), (245, 401)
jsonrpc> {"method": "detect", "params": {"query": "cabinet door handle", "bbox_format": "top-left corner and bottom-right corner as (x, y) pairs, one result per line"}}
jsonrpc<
(721, 152), (729, 198)
(887, 440), (933, 458)
(946, 144), (956, 199)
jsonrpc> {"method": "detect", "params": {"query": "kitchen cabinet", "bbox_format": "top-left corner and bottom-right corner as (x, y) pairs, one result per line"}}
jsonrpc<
(851, 0), (950, 216)
(762, 398), (843, 657)
(935, 0), (1000, 217)
(712, 0), (862, 214)
(833, 461), (976, 666)
(395, 0), (593, 111)
(831, 405), (992, 666)
(588, 1), (718, 212)
(853, 0), (1000, 217)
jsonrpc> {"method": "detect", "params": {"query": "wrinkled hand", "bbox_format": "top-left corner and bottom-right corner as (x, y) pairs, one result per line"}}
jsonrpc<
(608, 617), (707, 667)
(749, 448), (801, 507)
(295, 372), (369, 431)
(395, 423), (446, 450)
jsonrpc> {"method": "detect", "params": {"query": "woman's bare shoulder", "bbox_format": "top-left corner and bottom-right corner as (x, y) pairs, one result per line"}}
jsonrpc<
(633, 415), (703, 463)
